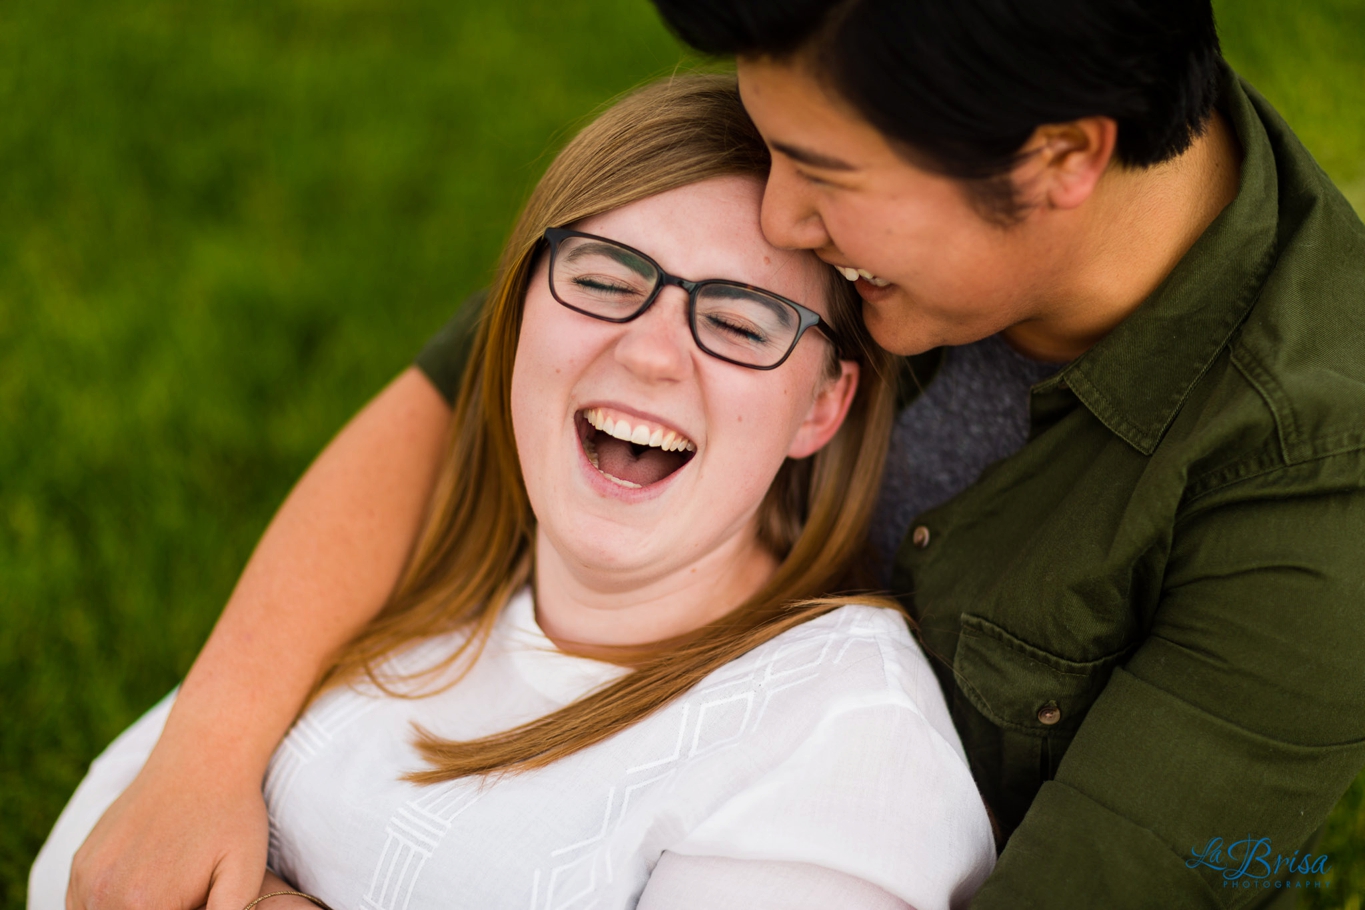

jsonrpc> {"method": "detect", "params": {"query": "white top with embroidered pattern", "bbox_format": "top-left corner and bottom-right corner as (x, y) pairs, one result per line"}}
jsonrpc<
(29, 588), (995, 910)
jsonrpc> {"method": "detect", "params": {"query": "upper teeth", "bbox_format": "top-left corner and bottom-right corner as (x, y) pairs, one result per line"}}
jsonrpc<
(583, 408), (696, 453)
(838, 266), (890, 288)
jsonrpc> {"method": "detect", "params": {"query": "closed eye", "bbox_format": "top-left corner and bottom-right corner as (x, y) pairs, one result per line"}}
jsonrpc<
(703, 313), (767, 344)
(573, 275), (646, 296)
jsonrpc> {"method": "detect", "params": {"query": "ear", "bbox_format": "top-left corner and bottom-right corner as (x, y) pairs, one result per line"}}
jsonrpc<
(787, 360), (859, 459)
(1015, 116), (1118, 211)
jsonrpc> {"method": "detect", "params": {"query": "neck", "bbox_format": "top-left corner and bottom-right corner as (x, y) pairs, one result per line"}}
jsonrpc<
(1004, 110), (1244, 362)
(531, 524), (779, 653)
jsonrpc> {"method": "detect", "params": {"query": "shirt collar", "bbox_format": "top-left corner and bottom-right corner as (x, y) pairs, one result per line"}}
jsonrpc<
(1040, 65), (1280, 455)
(502, 587), (629, 706)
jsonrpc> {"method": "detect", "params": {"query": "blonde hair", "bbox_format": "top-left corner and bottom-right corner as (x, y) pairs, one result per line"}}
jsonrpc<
(311, 73), (898, 783)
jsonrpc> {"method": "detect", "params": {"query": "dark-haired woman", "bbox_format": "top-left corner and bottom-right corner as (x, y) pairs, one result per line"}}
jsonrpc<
(60, 3), (1365, 909)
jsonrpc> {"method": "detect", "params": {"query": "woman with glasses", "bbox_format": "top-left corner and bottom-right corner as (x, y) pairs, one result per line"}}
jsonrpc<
(34, 75), (994, 910)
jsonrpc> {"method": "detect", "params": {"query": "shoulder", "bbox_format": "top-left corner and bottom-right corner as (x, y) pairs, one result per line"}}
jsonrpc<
(673, 605), (995, 903)
(723, 603), (930, 696)
(1157, 81), (1365, 497)
(1230, 228), (1365, 467)
(1224, 93), (1365, 472)
(1169, 217), (1365, 504)
(704, 604), (966, 765)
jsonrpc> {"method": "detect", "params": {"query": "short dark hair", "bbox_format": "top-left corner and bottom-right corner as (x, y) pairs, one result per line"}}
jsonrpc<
(653, 0), (1224, 220)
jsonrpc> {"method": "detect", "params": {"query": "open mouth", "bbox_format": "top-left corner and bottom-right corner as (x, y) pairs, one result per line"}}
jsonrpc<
(576, 407), (696, 490)
(835, 265), (890, 288)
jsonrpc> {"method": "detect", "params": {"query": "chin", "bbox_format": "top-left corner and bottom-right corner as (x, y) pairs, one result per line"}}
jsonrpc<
(863, 297), (962, 356)
(863, 310), (928, 356)
(548, 513), (665, 571)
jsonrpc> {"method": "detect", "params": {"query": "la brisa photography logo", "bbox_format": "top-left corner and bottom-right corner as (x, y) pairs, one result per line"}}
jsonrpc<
(1187, 835), (1332, 893)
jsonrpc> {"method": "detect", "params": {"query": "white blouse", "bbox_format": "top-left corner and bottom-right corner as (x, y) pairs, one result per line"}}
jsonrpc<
(31, 590), (994, 910)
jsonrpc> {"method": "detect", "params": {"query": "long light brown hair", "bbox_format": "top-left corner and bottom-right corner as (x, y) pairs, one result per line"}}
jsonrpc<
(311, 73), (898, 783)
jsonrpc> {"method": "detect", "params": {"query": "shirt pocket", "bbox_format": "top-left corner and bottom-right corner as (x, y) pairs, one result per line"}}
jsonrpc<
(953, 614), (1129, 740)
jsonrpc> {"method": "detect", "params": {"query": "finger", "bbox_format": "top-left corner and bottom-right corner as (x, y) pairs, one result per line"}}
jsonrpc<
(204, 853), (269, 910)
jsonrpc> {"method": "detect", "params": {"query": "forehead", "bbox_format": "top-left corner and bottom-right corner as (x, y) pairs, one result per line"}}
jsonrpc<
(736, 57), (902, 176)
(570, 176), (831, 313)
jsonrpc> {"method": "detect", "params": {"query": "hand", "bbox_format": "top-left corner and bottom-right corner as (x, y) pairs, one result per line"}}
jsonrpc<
(248, 871), (326, 910)
(65, 367), (451, 910)
(67, 743), (269, 910)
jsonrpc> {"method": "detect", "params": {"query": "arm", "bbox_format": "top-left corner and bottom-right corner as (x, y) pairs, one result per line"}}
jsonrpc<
(656, 692), (994, 910)
(970, 484), (1365, 909)
(69, 367), (451, 910)
(638, 854), (912, 910)
(247, 871), (328, 910)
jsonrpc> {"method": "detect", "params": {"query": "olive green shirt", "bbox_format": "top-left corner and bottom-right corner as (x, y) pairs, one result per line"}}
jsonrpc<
(415, 68), (1365, 908)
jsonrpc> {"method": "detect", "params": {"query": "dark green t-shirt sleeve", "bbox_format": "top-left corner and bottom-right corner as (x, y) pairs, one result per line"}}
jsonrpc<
(971, 477), (1365, 909)
(413, 289), (488, 406)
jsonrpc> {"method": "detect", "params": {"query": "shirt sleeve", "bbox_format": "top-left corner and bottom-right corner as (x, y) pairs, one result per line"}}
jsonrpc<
(971, 482), (1365, 909)
(637, 854), (912, 910)
(413, 289), (487, 406)
(670, 697), (996, 910)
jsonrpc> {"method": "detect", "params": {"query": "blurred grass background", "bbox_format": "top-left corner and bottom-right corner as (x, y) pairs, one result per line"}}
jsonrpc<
(0, 0), (1361, 907)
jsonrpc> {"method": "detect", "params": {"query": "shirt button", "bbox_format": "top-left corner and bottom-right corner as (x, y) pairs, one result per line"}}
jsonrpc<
(911, 525), (931, 549)
(1037, 702), (1062, 725)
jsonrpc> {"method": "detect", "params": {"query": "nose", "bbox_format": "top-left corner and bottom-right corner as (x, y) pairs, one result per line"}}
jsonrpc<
(612, 286), (694, 382)
(760, 160), (832, 252)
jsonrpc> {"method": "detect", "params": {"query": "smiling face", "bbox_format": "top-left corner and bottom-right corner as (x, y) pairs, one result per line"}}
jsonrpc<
(737, 56), (1079, 357)
(511, 175), (857, 604)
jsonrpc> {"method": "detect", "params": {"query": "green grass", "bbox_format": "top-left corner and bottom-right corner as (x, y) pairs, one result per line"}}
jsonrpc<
(0, 1), (695, 902)
(0, 1), (1361, 907)
(1217, 0), (1365, 215)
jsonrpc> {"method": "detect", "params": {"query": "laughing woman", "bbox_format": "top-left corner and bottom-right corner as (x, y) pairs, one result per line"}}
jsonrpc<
(32, 75), (993, 910)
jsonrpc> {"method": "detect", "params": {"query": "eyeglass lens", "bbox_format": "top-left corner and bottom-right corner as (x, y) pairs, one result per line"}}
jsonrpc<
(550, 234), (803, 368)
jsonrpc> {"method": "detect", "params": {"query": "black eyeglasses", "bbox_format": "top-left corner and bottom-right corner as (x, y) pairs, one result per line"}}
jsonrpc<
(542, 227), (836, 370)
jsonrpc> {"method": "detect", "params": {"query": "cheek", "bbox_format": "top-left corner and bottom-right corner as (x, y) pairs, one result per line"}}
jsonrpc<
(837, 198), (1013, 309)
(710, 358), (820, 472)
(508, 323), (545, 483)
(510, 294), (574, 470)
(826, 185), (979, 276)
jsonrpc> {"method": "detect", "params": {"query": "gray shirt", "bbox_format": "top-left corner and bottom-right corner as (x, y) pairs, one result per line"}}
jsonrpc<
(870, 334), (1065, 581)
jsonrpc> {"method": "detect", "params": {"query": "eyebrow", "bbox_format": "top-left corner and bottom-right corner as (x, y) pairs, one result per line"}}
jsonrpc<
(562, 241), (655, 279)
(771, 141), (857, 172)
(704, 285), (798, 327)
